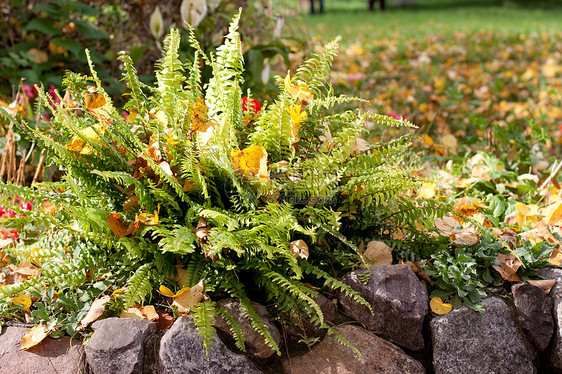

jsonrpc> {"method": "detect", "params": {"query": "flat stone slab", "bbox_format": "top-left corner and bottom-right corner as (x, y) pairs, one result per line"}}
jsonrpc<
(431, 297), (536, 374)
(282, 324), (425, 374)
(0, 326), (87, 374)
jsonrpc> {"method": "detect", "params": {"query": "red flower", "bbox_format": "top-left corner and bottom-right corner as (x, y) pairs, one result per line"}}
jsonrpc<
(23, 84), (38, 99)
(242, 97), (262, 113)
(9, 230), (19, 240)
(0, 231), (8, 240)
(1, 209), (16, 218)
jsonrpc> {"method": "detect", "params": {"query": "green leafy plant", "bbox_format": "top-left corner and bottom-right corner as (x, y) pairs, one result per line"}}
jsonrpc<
(0, 11), (428, 353)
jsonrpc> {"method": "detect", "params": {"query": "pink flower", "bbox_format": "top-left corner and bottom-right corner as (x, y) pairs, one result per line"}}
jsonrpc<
(2, 209), (16, 218)
(386, 112), (406, 121)
(23, 84), (38, 99)
(47, 85), (61, 107)
(0, 231), (8, 240)
(347, 73), (366, 83)
(242, 97), (262, 113)
(9, 230), (19, 240)
(122, 111), (129, 119)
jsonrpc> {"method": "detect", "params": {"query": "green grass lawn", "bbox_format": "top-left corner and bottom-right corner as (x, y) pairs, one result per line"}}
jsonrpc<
(286, 0), (562, 42)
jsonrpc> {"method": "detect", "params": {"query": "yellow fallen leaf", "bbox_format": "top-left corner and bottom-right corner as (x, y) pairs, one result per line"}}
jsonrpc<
(172, 281), (204, 314)
(80, 295), (111, 325)
(543, 201), (562, 226)
(11, 294), (32, 311)
(67, 123), (106, 155)
(21, 325), (49, 350)
(120, 307), (144, 319)
(284, 73), (313, 102)
(230, 145), (269, 180)
(364, 241), (393, 266)
(290, 239), (309, 260)
(286, 104), (307, 144)
(430, 297), (453, 315)
(419, 182), (436, 199)
(159, 285), (176, 298)
(141, 305), (159, 321)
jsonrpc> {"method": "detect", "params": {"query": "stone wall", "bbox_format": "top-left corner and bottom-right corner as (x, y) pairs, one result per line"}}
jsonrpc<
(2, 265), (562, 374)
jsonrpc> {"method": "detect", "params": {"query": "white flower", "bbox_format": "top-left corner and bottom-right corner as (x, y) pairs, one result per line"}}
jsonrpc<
(180, 0), (208, 29)
(273, 16), (284, 38)
(149, 6), (164, 39)
(208, 0), (222, 12)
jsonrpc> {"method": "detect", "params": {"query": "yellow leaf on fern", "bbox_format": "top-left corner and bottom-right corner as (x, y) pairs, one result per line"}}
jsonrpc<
(230, 145), (268, 180)
(67, 123), (106, 155)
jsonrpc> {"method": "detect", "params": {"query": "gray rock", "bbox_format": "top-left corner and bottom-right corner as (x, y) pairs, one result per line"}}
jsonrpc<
(278, 294), (337, 352)
(214, 298), (281, 360)
(336, 264), (428, 350)
(159, 315), (262, 374)
(431, 297), (536, 374)
(0, 326), (87, 374)
(538, 267), (562, 371)
(85, 317), (156, 374)
(281, 324), (425, 374)
(512, 282), (554, 351)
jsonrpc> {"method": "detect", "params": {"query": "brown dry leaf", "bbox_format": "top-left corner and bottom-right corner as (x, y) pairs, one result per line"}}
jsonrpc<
(290, 239), (309, 260)
(430, 297), (453, 315)
(364, 241), (393, 266)
(80, 295), (111, 326)
(452, 226), (480, 246)
(8, 260), (41, 278)
(399, 260), (437, 286)
(172, 281), (204, 315)
(549, 248), (562, 266)
(156, 310), (174, 330)
(230, 145), (269, 180)
(107, 213), (137, 237)
(434, 216), (459, 237)
(123, 195), (139, 211)
(492, 253), (522, 282)
(41, 200), (56, 215)
(528, 279), (556, 294)
(21, 325), (49, 350)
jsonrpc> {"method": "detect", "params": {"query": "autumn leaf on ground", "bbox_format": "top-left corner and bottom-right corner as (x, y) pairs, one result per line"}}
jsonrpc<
(542, 200), (562, 226)
(363, 241), (393, 266)
(107, 213), (139, 237)
(8, 260), (40, 278)
(11, 293), (32, 311)
(290, 239), (309, 260)
(434, 216), (459, 237)
(80, 295), (111, 326)
(120, 305), (159, 321)
(492, 253), (522, 282)
(430, 297), (453, 315)
(230, 145), (269, 180)
(156, 310), (174, 330)
(528, 279), (556, 294)
(419, 182), (436, 199)
(21, 325), (50, 350)
(452, 226), (480, 246)
(548, 248), (562, 266)
(160, 281), (204, 315)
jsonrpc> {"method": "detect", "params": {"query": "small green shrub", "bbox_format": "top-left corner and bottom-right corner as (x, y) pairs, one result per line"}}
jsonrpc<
(0, 12), (430, 352)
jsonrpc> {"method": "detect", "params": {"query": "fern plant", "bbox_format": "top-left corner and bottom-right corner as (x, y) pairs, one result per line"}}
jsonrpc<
(0, 11), (429, 354)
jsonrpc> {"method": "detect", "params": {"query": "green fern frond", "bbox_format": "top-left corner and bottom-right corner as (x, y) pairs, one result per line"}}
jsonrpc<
(122, 263), (153, 308)
(191, 300), (217, 359)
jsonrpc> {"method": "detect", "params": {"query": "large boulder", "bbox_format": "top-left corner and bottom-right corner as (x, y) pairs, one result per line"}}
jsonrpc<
(512, 282), (554, 351)
(0, 325), (87, 374)
(431, 297), (536, 374)
(538, 267), (562, 372)
(281, 324), (425, 374)
(214, 298), (281, 360)
(336, 264), (428, 351)
(158, 315), (262, 374)
(85, 317), (156, 374)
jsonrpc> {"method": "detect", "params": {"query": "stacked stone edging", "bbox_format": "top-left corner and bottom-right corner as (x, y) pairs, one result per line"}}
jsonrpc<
(3, 265), (562, 373)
